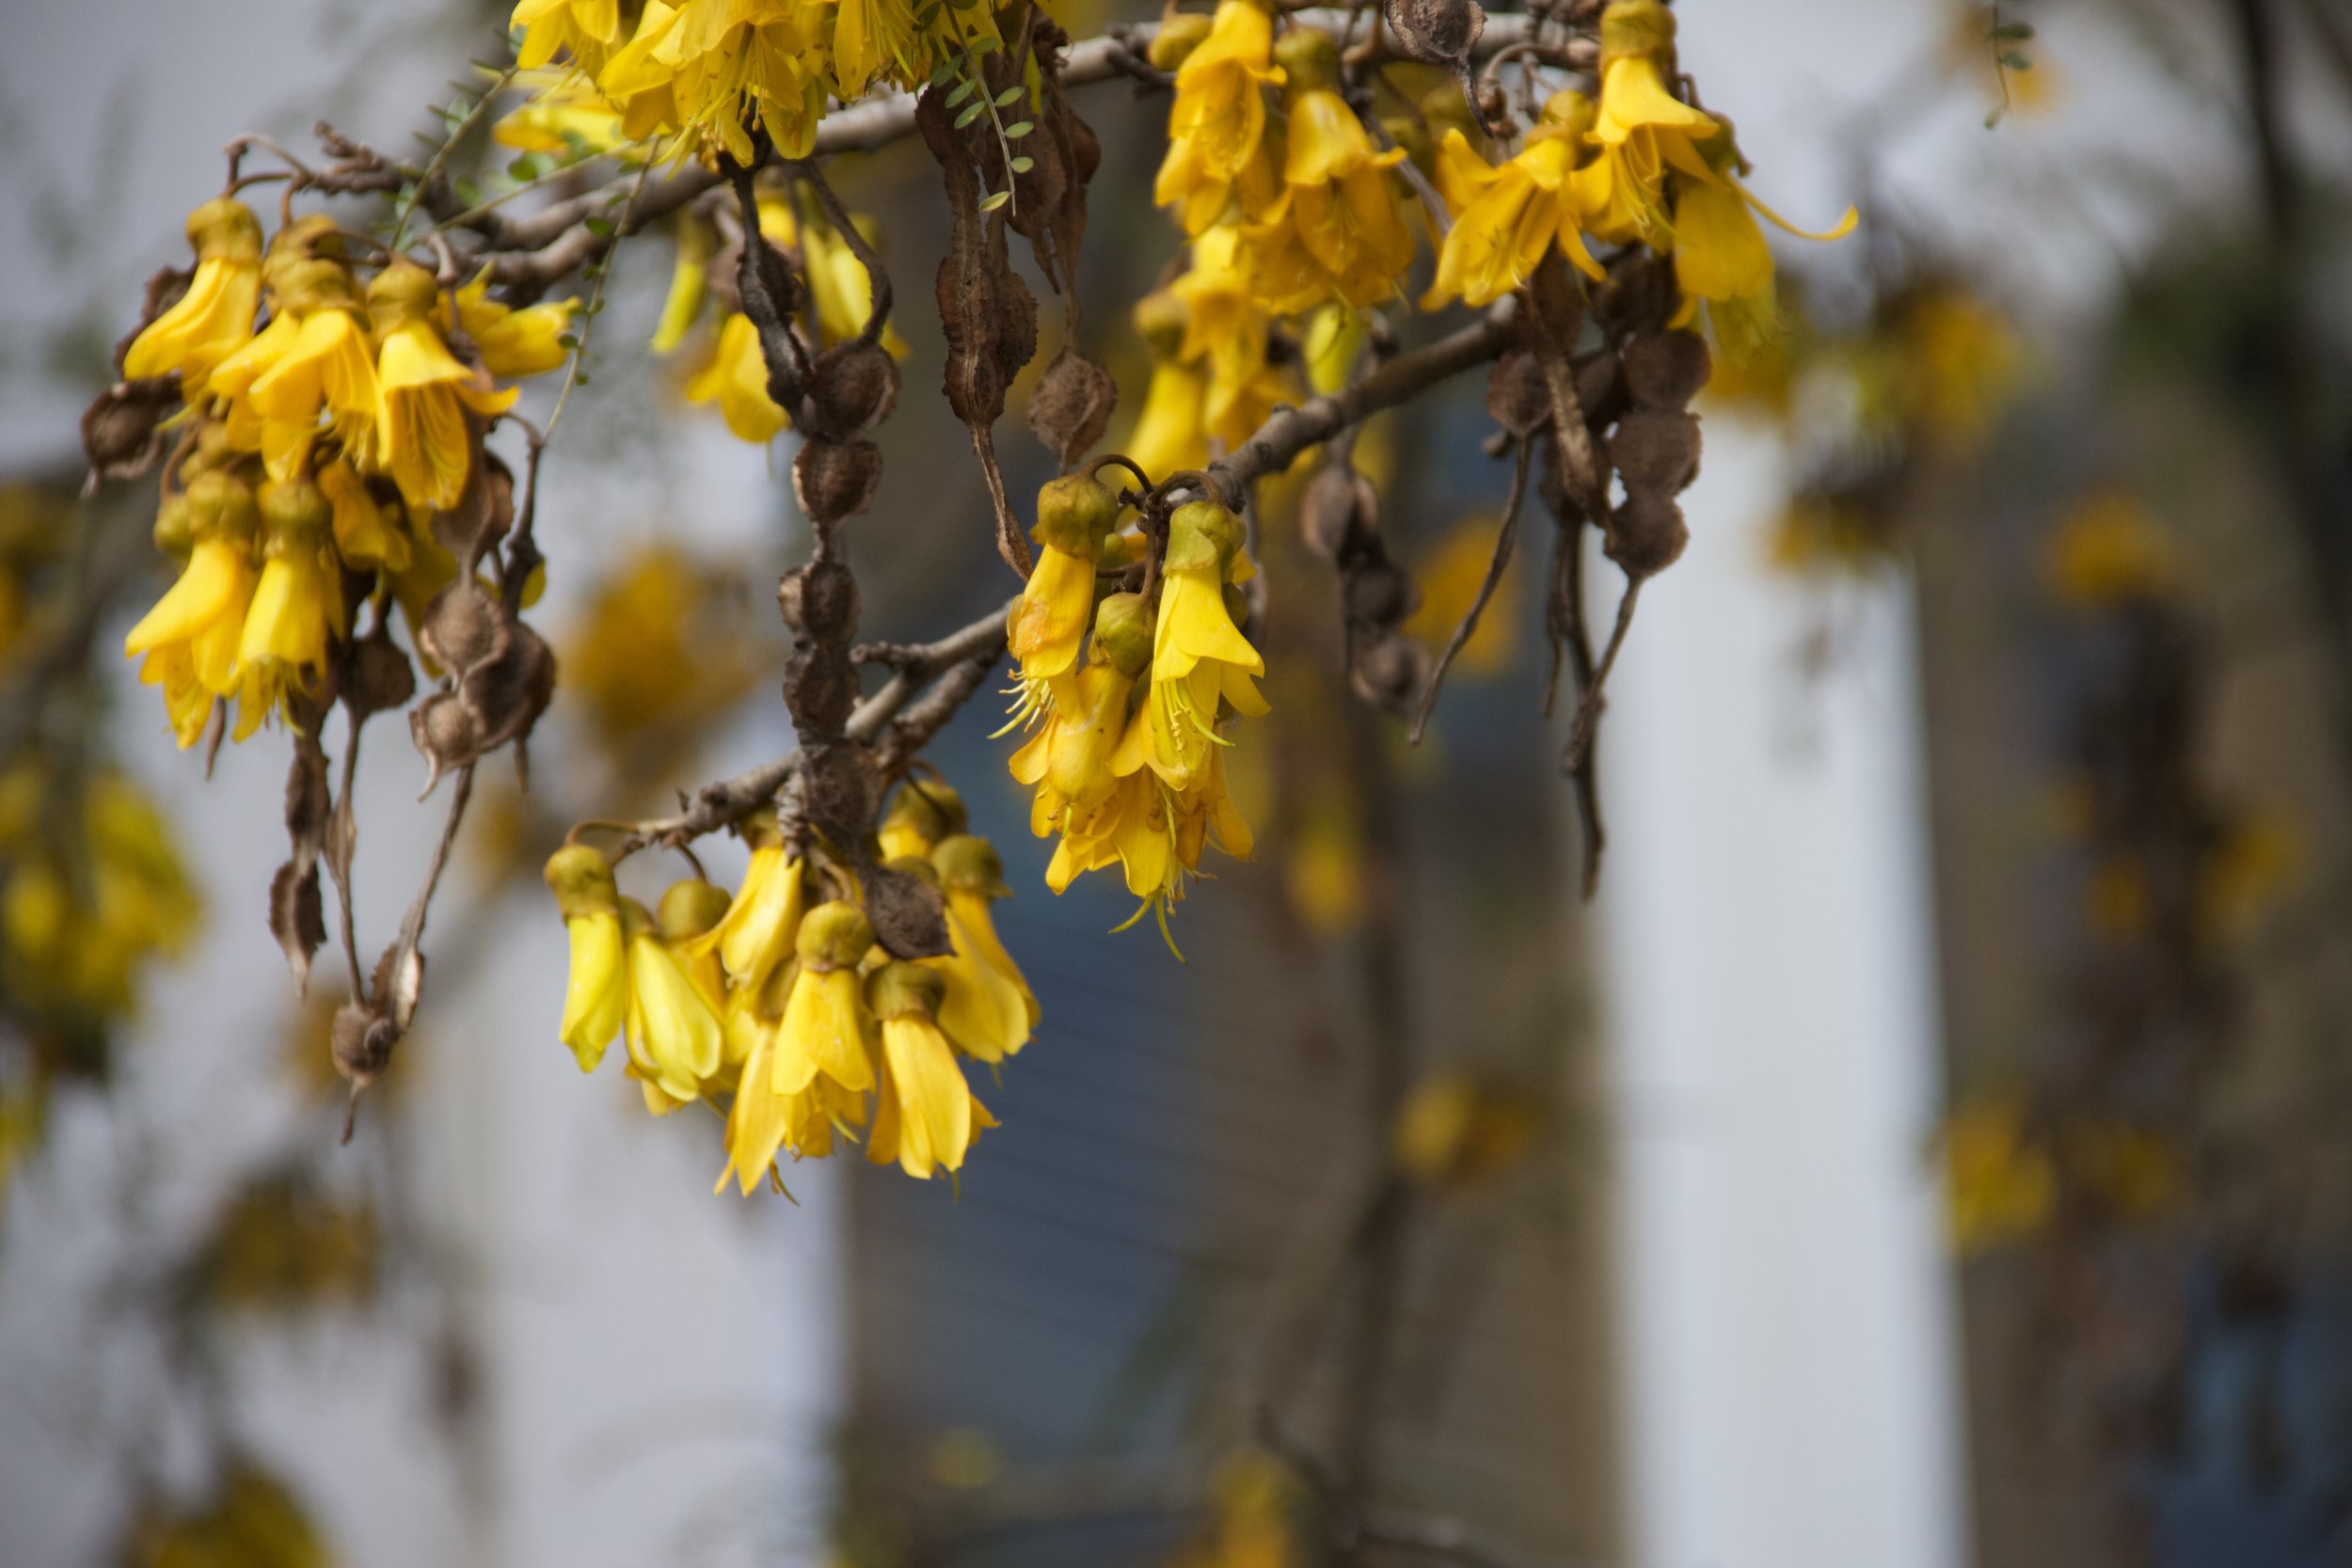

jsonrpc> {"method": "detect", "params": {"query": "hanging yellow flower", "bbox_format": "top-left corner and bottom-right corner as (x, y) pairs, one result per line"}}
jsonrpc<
(1127, 499), (1267, 791)
(1012, 591), (1152, 834)
(1262, 30), (1414, 310)
(925, 834), (1036, 1061)
(866, 961), (995, 1180)
(547, 845), (628, 1071)
(121, 197), (263, 400)
(1008, 470), (1122, 721)
(234, 257), (384, 484)
(1422, 93), (1604, 310)
(441, 272), (579, 381)
(231, 476), (346, 736)
(123, 468), (260, 748)
(370, 261), (518, 513)
(1154, 0), (1284, 235)
(620, 895), (724, 1110)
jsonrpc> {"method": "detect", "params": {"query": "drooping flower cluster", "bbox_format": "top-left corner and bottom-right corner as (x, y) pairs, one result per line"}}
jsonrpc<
(506, 0), (1005, 167)
(1142, 5), (1424, 451)
(546, 788), (1036, 1194)
(1003, 472), (1261, 941)
(117, 198), (572, 745)
(1425, 0), (1854, 357)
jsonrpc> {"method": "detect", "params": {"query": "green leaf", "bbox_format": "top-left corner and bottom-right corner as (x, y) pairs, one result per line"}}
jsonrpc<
(453, 176), (484, 207)
(1004, 120), (1033, 138)
(979, 189), (1010, 212)
(1983, 106), (2006, 129)
(506, 155), (537, 181)
(969, 33), (1000, 52)
(993, 85), (1023, 106)
(573, 372), (591, 388)
(1009, 155), (1035, 174)
(1992, 20), (2034, 40)
(1999, 49), (2032, 70)
(929, 56), (959, 85)
(557, 333), (580, 351)
(948, 78), (976, 104)
(584, 214), (614, 237)
(955, 101), (985, 129)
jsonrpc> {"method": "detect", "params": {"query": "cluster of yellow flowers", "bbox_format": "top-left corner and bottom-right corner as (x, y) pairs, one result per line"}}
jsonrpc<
(117, 198), (574, 745)
(652, 184), (904, 444)
(508, 0), (1003, 166)
(545, 784), (1036, 1194)
(0, 765), (199, 1029)
(1425, 0), (1852, 354)
(1002, 470), (1262, 942)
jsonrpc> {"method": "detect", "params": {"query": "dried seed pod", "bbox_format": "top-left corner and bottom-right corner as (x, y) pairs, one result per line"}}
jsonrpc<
(794, 438), (884, 526)
(1575, 350), (1628, 431)
(1301, 463), (1376, 561)
(1609, 408), (1702, 497)
(780, 558), (861, 647)
(864, 860), (954, 960)
(463, 619), (556, 752)
(410, 691), (483, 788)
(1605, 492), (1690, 578)
(1487, 351), (1552, 440)
(1383, 0), (1486, 78)
(419, 578), (508, 677)
(1027, 348), (1117, 469)
(342, 630), (418, 719)
(1591, 250), (1678, 338)
(1345, 560), (1419, 628)
(1351, 632), (1430, 713)
(803, 341), (900, 440)
(331, 1000), (399, 1085)
(80, 379), (177, 487)
(1623, 330), (1713, 410)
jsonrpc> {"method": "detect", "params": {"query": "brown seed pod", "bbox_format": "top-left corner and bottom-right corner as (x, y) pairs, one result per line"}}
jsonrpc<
(781, 558), (861, 647)
(1026, 348), (1117, 469)
(1487, 350), (1552, 440)
(331, 1000), (398, 1086)
(863, 861), (954, 960)
(410, 691), (483, 779)
(80, 379), (178, 487)
(418, 579), (508, 677)
(1345, 560), (1419, 629)
(1623, 330), (1714, 410)
(793, 438), (884, 526)
(463, 620), (556, 752)
(1605, 491), (1690, 578)
(1351, 632), (1430, 714)
(342, 630), (418, 720)
(1382, 0), (1486, 77)
(1609, 408), (1703, 497)
(1301, 462), (1376, 561)
(803, 341), (900, 440)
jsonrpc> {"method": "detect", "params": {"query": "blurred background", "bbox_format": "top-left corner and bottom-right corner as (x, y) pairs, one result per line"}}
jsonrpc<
(2, 1), (2350, 1565)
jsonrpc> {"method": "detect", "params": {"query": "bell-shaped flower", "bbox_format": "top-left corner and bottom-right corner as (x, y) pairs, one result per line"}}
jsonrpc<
(1153, 0), (1285, 234)
(231, 477), (345, 736)
(866, 962), (995, 1180)
(122, 198), (263, 400)
(546, 845), (628, 1072)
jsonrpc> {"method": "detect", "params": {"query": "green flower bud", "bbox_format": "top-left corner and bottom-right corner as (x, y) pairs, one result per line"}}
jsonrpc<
(1090, 592), (1154, 677)
(545, 844), (620, 919)
(866, 959), (946, 1022)
(796, 900), (876, 972)
(657, 879), (732, 942)
(1033, 471), (1123, 558)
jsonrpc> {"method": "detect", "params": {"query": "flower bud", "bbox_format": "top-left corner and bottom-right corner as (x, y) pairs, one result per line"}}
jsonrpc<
(1090, 592), (1154, 676)
(544, 844), (621, 919)
(796, 900), (876, 972)
(187, 196), (263, 264)
(880, 782), (967, 850)
(866, 959), (946, 1022)
(1274, 28), (1341, 95)
(1163, 499), (1245, 577)
(185, 468), (259, 546)
(1148, 12), (1213, 71)
(152, 493), (194, 557)
(1033, 471), (1122, 558)
(258, 476), (330, 550)
(365, 258), (441, 326)
(1599, 0), (1676, 66)
(658, 879), (733, 942)
(932, 834), (1011, 899)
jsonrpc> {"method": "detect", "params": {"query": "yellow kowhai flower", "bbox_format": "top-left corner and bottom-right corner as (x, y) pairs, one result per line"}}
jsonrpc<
(866, 962), (996, 1180)
(684, 312), (788, 442)
(620, 894), (723, 1110)
(598, 0), (833, 166)
(833, 0), (984, 103)
(1007, 470), (1122, 721)
(719, 958), (871, 1193)
(1124, 499), (1268, 792)
(495, 66), (632, 156)
(801, 210), (909, 356)
(370, 261), (518, 513)
(231, 476), (347, 737)
(1172, 227), (1294, 448)
(650, 214), (713, 355)
(1581, 0), (1719, 247)
(121, 197), (263, 400)
(1664, 141), (1853, 361)
(511, 0), (629, 74)
(1154, 0), (1284, 235)
(1944, 1098), (2055, 1254)
(1896, 288), (2025, 451)
(878, 779), (965, 864)
(1123, 291), (1211, 484)
(771, 899), (878, 1099)
(1013, 591), (1152, 833)
(698, 810), (805, 992)
(926, 834), (1036, 1061)
(440, 271), (579, 381)
(123, 468), (260, 747)
(1422, 94), (1604, 310)
(547, 844), (628, 1071)
(1262, 31), (1413, 310)
(2044, 490), (2172, 610)
(316, 457), (410, 573)
(228, 257), (384, 484)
